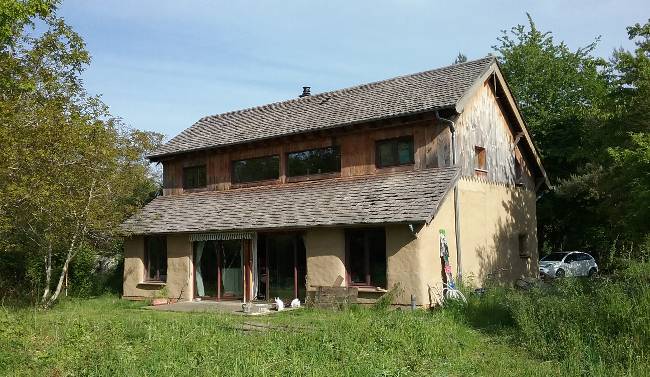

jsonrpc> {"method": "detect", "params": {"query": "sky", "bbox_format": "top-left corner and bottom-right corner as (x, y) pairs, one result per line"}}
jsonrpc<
(58, 0), (648, 140)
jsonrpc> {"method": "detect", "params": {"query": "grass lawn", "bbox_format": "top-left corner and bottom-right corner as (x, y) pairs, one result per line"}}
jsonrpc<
(0, 296), (594, 377)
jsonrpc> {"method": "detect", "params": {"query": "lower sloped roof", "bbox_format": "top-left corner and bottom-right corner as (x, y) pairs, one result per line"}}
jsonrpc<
(121, 167), (459, 235)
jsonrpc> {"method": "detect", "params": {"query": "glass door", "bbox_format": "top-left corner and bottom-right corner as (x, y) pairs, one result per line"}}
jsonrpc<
(218, 240), (243, 299)
(256, 234), (306, 302)
(194, 240), (243, 300)
(194, 241), (218, 298)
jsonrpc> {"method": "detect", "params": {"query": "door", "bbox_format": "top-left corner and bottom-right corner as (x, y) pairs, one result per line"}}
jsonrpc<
(563, 253), (580, 276)
(194, 240), (244, 300)
(257, 234), (306, 302)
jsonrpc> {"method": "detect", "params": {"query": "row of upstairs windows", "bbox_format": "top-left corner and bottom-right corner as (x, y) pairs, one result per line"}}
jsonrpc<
(180, 136), (415, 189)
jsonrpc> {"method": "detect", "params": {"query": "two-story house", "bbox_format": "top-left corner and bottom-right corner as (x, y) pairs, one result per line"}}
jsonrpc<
(121, 57), (548, 306)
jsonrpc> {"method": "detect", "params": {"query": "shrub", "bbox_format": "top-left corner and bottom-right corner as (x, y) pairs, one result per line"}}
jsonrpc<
(448, 262), (650, 374)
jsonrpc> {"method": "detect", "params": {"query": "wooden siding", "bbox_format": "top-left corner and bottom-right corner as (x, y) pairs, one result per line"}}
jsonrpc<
(162, 118), (452, 195)
(455, 80), (535, 189)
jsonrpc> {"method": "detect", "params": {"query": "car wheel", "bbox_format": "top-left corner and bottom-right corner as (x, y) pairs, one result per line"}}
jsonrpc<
(588, 268), (597, 277)
(555, 269), (565, 278)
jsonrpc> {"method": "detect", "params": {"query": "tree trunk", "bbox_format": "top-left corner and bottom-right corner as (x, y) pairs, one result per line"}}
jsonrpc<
(47, 249), (74, 306)
(43, 181), (94, 308)
(41, 243), (52, 304)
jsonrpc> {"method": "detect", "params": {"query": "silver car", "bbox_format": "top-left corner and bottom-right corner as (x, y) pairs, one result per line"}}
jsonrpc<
(539, 251), (598, 278)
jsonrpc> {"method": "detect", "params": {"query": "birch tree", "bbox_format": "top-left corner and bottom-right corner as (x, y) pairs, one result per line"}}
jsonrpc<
(0, 0), (162, 306)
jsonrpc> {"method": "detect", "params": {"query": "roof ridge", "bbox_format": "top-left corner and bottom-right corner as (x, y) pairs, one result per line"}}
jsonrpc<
(197, 56), (495, 122)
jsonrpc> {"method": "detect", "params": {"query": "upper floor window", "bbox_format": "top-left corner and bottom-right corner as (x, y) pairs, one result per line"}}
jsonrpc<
(183, 165), (207, 189)
(144, 236), (167, 282)
(474, 146), (487, 177)
(232, 155), (280, 184)
(287, 146), (341, 177)
(375, 136), (414, 168)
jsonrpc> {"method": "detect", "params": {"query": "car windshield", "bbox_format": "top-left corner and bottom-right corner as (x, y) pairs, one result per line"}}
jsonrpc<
(541, 252), (568, 261)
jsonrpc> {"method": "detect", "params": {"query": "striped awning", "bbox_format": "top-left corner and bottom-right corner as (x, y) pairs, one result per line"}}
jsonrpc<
(189, 232), (255, 242)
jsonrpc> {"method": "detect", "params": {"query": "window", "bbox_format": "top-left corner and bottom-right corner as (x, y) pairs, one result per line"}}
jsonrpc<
(576, 253), (593, 261)
(564, 253), (579, 263)
(183, 165), (207, 189)
(376, 136), (414, 168)
(346, 228), (386, 288)
(474, 146), (487, 176)
(232, 155), (280, 183)
(287, 146), (341, 177)
(144, 236), (167, 282)
(514, 157), (523, 185)
(518, 233), (529, 258)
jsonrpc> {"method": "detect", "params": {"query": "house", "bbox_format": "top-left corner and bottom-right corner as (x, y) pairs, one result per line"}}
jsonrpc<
(121, 57), (548, 306)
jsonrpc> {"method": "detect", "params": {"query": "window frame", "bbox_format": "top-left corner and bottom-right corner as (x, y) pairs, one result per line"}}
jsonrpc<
(182, 165), (207, 190)
(345, 228), (387, 288)
(474, 146), (487, 177)
(518, 233), (530, 258)
(231, 154), (280, 184)
(144, 236), (167, 282)
(286, 145), (341, 178)
(375, 136), (415, 169)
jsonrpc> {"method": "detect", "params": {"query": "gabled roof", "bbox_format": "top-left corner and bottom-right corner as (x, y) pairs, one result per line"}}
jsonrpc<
(149, 57), (496, 159)
(121, 167), (459, 235)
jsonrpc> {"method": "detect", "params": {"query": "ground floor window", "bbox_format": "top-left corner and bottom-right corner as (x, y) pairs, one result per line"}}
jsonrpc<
(144, 236), (167, 282)
(345, 228), (386, 288)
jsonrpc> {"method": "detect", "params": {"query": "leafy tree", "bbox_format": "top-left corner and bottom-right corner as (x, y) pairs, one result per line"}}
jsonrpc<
(453, 52), (467, 64)
(495, 15), (650, 264)
(0, 1), (163, 306)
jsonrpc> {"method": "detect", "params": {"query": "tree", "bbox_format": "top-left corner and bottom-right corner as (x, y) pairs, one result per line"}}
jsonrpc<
(495, 15), (650, 264)
(453, 52), (467, 64)
(0, 1), (163, 306)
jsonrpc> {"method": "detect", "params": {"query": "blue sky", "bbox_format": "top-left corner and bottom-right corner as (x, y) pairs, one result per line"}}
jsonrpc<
(58, 0), (648, 139)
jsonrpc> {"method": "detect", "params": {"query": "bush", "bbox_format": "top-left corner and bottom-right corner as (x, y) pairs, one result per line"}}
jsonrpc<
(447, 262), (650, 374)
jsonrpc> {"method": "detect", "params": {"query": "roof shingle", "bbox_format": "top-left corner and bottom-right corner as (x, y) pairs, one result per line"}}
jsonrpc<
(121, 167), (459, 234)
(149, 57), (495, 159)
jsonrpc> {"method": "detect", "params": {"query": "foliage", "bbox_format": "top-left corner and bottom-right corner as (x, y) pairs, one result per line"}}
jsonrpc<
(495, 15), (650, 265)
(0, 296), (602, 377)
(453, 52), (467, 64)
(448, 262), (650, 376)
(0, 1), (163, 306)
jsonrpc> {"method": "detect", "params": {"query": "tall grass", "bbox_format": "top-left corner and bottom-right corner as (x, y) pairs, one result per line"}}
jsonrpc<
(448, 261), (650, 375)
(1, 296), (566, 376)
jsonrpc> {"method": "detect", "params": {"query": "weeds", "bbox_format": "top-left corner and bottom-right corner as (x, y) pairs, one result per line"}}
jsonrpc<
(447, 261), (650, 375)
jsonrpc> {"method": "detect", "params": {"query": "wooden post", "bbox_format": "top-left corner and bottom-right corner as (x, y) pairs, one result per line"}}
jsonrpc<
(217, 243), (221, 301)
(293, 238), (298, 299)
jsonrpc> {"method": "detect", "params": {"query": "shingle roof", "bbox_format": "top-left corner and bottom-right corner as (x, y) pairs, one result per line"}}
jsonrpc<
(149, 57), (495, 159)
(121, 167), (459, 234)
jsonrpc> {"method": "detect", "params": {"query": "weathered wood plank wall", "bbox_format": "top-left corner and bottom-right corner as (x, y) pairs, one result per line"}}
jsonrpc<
(162, 118), (452, 195)
(455, 81), (535, 190)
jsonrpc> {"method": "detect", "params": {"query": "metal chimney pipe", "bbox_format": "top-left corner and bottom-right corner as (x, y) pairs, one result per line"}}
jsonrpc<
(299, 86), (311, 97)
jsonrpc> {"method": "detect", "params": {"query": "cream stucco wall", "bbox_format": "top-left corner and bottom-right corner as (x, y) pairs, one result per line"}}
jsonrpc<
(385, 224), (423, 305)
(303, 228), (346, 289)
(122, 234), (193, 301)
(456, 177), (538, 284)
(387, 177), (538, 307)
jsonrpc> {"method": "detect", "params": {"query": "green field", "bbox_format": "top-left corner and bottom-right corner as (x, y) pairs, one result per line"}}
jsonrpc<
(0, 294), (638, 377)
